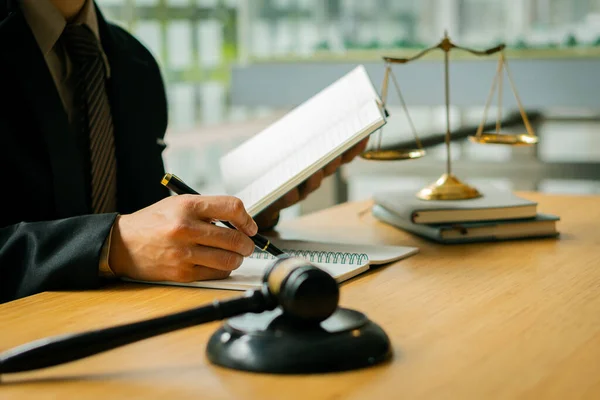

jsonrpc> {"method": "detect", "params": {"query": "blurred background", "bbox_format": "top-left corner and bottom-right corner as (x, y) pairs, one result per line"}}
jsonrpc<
(97, 0), (600, 219)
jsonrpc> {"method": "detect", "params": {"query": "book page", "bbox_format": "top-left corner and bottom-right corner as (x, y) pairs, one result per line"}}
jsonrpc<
(235, 100), (384, 216)
(220, 65), (381, 194)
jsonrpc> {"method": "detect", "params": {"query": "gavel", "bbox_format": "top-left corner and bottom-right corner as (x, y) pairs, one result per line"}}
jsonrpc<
(0, 256), (339, 374)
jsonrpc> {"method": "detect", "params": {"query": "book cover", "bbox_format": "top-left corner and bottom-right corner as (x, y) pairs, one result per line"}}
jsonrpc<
(372, 204), (559, 244)
(374, 185), (537, 224)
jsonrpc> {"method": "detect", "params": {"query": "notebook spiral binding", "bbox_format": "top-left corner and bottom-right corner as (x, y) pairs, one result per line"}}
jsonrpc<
(251, 249), (369, 265)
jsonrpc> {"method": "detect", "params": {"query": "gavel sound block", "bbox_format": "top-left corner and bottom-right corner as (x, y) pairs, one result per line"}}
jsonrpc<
(0, 256), (392, 375)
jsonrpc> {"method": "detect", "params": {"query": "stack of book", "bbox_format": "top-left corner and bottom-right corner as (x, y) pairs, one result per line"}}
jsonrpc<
(372, 186), (560, 244)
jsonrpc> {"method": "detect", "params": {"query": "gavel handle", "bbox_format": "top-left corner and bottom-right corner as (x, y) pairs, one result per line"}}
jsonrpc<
(0, 289), (269, 374)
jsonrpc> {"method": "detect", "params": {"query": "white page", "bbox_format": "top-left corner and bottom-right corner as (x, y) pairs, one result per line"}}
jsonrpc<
(220, 65), (381, 194)
(253, 238), (419, 266)
(125, 257), (369, 292)
(236, 100), (384, 216)
(123, 239), (419, 291)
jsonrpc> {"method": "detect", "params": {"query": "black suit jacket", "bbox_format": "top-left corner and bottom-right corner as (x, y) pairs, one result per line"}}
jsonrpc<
(0, 0), (170, 302)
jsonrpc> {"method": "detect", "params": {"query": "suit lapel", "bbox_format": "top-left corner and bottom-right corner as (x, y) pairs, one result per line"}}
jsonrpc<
(0, 10), (88, 217)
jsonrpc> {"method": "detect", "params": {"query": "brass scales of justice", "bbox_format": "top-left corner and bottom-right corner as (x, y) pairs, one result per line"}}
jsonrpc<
(360, 31), (538, 201)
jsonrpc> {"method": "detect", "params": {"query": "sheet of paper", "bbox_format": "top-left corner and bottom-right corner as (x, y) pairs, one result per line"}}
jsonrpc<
(123, 238), (419, 291)
(256, 238), (419, 266)
(125, 257), (369, 292)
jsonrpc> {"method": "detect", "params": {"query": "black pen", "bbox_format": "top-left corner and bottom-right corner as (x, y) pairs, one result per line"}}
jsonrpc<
(161, 173), (285, 257)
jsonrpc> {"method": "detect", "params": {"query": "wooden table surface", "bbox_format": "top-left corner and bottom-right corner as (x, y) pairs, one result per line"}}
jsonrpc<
(1, 193), (600, 399)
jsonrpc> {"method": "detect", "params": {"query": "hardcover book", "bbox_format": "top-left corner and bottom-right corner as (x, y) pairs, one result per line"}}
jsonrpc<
(372, 204), (559, 244)
(374, 186), (537, 224)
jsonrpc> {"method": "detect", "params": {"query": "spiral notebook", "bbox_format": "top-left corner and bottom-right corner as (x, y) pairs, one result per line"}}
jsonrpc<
(129, 240), (418, 291)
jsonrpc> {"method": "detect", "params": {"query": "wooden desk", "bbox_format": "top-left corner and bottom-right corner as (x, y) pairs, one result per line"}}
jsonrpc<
(2, 193), (600, 399)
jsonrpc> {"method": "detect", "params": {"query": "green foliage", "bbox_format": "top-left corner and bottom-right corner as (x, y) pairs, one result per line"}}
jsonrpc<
(564, 34), (578, 47)
(390, 38), (425, 49)
(364, 40), (381, 50)
(315, 41), (331, 51)
(513, 38), (529, 49)
(343, 39), (357, 49)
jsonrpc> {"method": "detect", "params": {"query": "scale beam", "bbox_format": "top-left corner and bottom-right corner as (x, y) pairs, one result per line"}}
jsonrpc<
(361, 31), (538, 201)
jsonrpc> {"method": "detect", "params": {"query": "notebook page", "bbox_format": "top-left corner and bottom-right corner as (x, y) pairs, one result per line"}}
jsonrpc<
(220, 65), (380, 194)
(253, 239), (419, 266)
(124, 257), (370, 292)
(250, 247), (369, 266)
(236, 100), (384, 216)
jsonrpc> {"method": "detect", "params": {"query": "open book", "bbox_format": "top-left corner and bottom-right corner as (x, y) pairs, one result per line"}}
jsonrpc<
(220, 65), (386, 216)
(127, 240), (418, 291)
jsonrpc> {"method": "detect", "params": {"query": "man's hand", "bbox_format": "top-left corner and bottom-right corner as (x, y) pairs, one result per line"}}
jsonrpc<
(254, 137), (369, 231)
(108, 195), (258, 282)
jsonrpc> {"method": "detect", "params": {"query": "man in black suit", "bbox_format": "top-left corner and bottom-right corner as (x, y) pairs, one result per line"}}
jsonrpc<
(0, 0), (367, 303)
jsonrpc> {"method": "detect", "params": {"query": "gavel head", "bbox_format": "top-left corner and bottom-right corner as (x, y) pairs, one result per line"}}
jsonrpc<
(262, 256), (340, 324)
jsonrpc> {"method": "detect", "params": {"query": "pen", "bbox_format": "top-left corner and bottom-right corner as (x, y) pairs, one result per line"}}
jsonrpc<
(161, 173), (285, 257)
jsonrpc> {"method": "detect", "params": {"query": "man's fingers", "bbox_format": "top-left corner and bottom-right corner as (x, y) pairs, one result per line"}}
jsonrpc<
(191, 266), (232, 281)
(187, 246), (246, 271)
(342, 138), (369, 163)
(178, 137), (366, 243)
(252, 189), (295, 225)
(166, 264), (232, 283)
(299, 170), (324, 200)
(323, 156), (342, 177)
(281, 188), (301, 207)
(181, 195), (258, 236)
(252, 190), (296, 231)
(261, 188), (299, 215)
(183, 222), (255, 256)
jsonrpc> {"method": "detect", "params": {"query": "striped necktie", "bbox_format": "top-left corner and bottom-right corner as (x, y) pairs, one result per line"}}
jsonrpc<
(61, 24), (117, 214)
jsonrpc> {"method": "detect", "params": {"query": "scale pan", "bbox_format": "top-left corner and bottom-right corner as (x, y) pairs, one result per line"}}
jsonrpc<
(468, 133), (538, 146)
(360, 148), (426, 161)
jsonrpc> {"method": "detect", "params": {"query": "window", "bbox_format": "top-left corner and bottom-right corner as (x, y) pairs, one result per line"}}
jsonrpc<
(98, 0), (600, 204)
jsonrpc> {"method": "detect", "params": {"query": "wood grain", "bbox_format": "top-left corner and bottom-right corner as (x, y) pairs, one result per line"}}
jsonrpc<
(1, 193), (599, 399)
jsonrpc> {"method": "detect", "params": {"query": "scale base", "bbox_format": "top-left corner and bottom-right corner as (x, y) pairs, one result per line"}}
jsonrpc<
(417, 173), (482, 201)
(206, 308), (392, 374)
